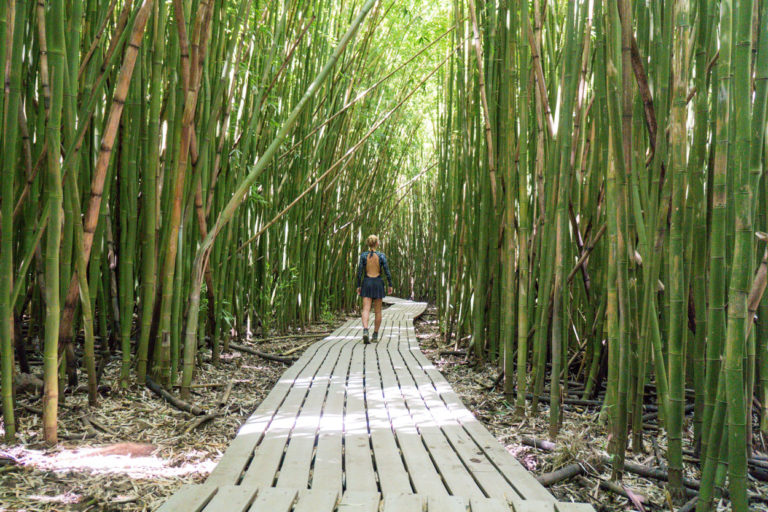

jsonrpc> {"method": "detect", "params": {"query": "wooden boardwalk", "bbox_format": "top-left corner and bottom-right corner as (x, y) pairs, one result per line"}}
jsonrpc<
(158, 298), (594, 512)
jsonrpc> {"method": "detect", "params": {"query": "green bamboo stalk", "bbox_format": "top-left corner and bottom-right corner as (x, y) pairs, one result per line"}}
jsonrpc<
(42, 0), (67, 445)
(0, 0), (26, 442)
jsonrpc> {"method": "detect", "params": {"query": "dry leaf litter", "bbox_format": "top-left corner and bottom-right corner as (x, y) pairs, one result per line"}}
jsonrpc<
(0, 314), (353, 511)
(413, 305), (768, 512)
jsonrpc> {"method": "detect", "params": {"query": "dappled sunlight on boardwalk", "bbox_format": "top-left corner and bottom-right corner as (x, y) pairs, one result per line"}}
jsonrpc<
(158, 298), (595, 511)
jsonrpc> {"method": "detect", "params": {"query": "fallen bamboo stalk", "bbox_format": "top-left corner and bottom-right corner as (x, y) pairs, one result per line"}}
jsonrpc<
(251, 332), (330, 343)
(229, 342), (297, 363)
(522, 437), (557, 451)
(146, 377), (206, 416)
(281, 341), (316, 356)
(536, 463), (587, 486)
(183, 412), (222, 434)
(642, 402), (694, 423)
(183, 378), (234, 434)
(525, 393), (602, 407)
(596, 478), (652, 507)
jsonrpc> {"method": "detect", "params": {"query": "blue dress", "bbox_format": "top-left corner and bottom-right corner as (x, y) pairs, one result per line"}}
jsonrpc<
(357, 251), (393, 299)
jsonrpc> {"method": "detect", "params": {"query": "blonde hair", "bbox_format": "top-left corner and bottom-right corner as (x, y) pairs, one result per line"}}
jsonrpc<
(366, 234), (379, 250)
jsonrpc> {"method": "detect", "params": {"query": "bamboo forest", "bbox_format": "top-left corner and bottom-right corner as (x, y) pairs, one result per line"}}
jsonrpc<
(0, 0), (768, 510)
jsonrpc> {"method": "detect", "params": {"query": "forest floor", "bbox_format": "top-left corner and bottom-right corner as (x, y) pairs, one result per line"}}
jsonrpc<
(2, 305), (767, 511)
(413, 306), (768, 512)
(0, 313), (354, 511)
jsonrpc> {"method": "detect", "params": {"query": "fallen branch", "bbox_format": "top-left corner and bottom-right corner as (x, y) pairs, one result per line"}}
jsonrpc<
(439, 349), (466, 357)
(600, 455), (700, 490)
(0, 456), (19, 467)
(172, 382), (227, 389)
(183, 412), (222, 434)
(146, 377), (206, 416)
(83, 414), (116, 435)
(217, 382), (234, 409)
(597, 478), (652, 508)
(14, 373), (44, 393)
(537, 463), (587, 486)
(252, 332), (330, 343)
(525, 393), (602, 407)
(79, 416), (100, 438)
(229, 342), (298, 363)
(522, 437), (557, 452)
(282, 341), (316, 357)
(183, 380), (234, 434)
(642, 402), (694, 423)
(678, 496), (698, 512)
(20, 403), (42, 415)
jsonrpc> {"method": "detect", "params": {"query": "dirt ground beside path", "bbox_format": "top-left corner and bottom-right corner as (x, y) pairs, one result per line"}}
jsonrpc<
(0, 314), (353, 511)
(413, 306), (768, 512)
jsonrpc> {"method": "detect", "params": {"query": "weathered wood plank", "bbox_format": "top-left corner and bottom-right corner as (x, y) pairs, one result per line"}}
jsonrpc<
(407, 340), (555, 502)
(275, 328), (351, 489)
(343, 341), (378, 492)
(388, 319), (485, 498)
(382, 493), (424, 512)
(398, 324), (522, 501)
(508, 499), (555, 512)
(240, 329), (351, 488)
(363, 328), (413, 495)
(311, 331), (356, 494)
(156, 483), (217, 512)
(202, 485), (258, 512)
(336, 491), (381, 512)
(427, 495), (469, 512)
(468, 497), (510, 512)
(292, 489), (339, 512)
(553, 503), (595, 512)
(207, 334), (340, 485)
(377, 327), (448, 496)
(246, 487), (297, 512)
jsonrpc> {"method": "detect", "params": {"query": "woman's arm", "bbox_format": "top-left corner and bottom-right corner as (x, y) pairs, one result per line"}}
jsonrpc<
(380, 253), (393, 287)
(356, 253), (364, 289)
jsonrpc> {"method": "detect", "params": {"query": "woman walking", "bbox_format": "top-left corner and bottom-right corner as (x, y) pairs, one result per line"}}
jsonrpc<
(357, 235), (393, 344)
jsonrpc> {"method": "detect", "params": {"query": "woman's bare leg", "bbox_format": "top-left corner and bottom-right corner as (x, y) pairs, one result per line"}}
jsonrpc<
(362, 297), (372, 329)
(373, 299), (383, 333)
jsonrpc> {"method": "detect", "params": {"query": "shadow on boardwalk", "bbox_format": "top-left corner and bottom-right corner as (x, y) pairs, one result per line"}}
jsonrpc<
(158, 298), (594, 512)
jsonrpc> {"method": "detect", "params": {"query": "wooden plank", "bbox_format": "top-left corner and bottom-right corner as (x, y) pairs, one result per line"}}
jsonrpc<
(507, 499), (555, 512)
(336, 491), (381, 512)
(376, 326), (449, 496)
(202, 485), (258, 512)
(343, 341), (378, 492)
(468, 497), (510, 512)
(311, 328), (357, 494)
(406, 341), (555, 502)
(363, 326), (413, 495)
(207, 334), (341, 485)
(156, 483), (217, 512)
(240, 330), (350, 488)
(293, 489), (339, 512)
(427, 495), (469, 512)
(382, 493), (424, 512)
(246, 487), (297, 512)
(388, 319), (485, 498)
(275, 330), (350, 489)
(553, 502), (595, 512)
(397, 325), (522, 501)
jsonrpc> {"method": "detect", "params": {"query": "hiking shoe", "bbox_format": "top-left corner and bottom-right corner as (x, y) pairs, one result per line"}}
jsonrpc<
(363, 329), (370, 344)
(371, 331), (378, 343)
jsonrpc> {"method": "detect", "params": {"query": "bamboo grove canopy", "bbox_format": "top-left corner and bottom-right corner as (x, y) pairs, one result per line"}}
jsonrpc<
(0, 0), (442, 447)
(434, 0), (768, 511)
(3, 0), (768, 511)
